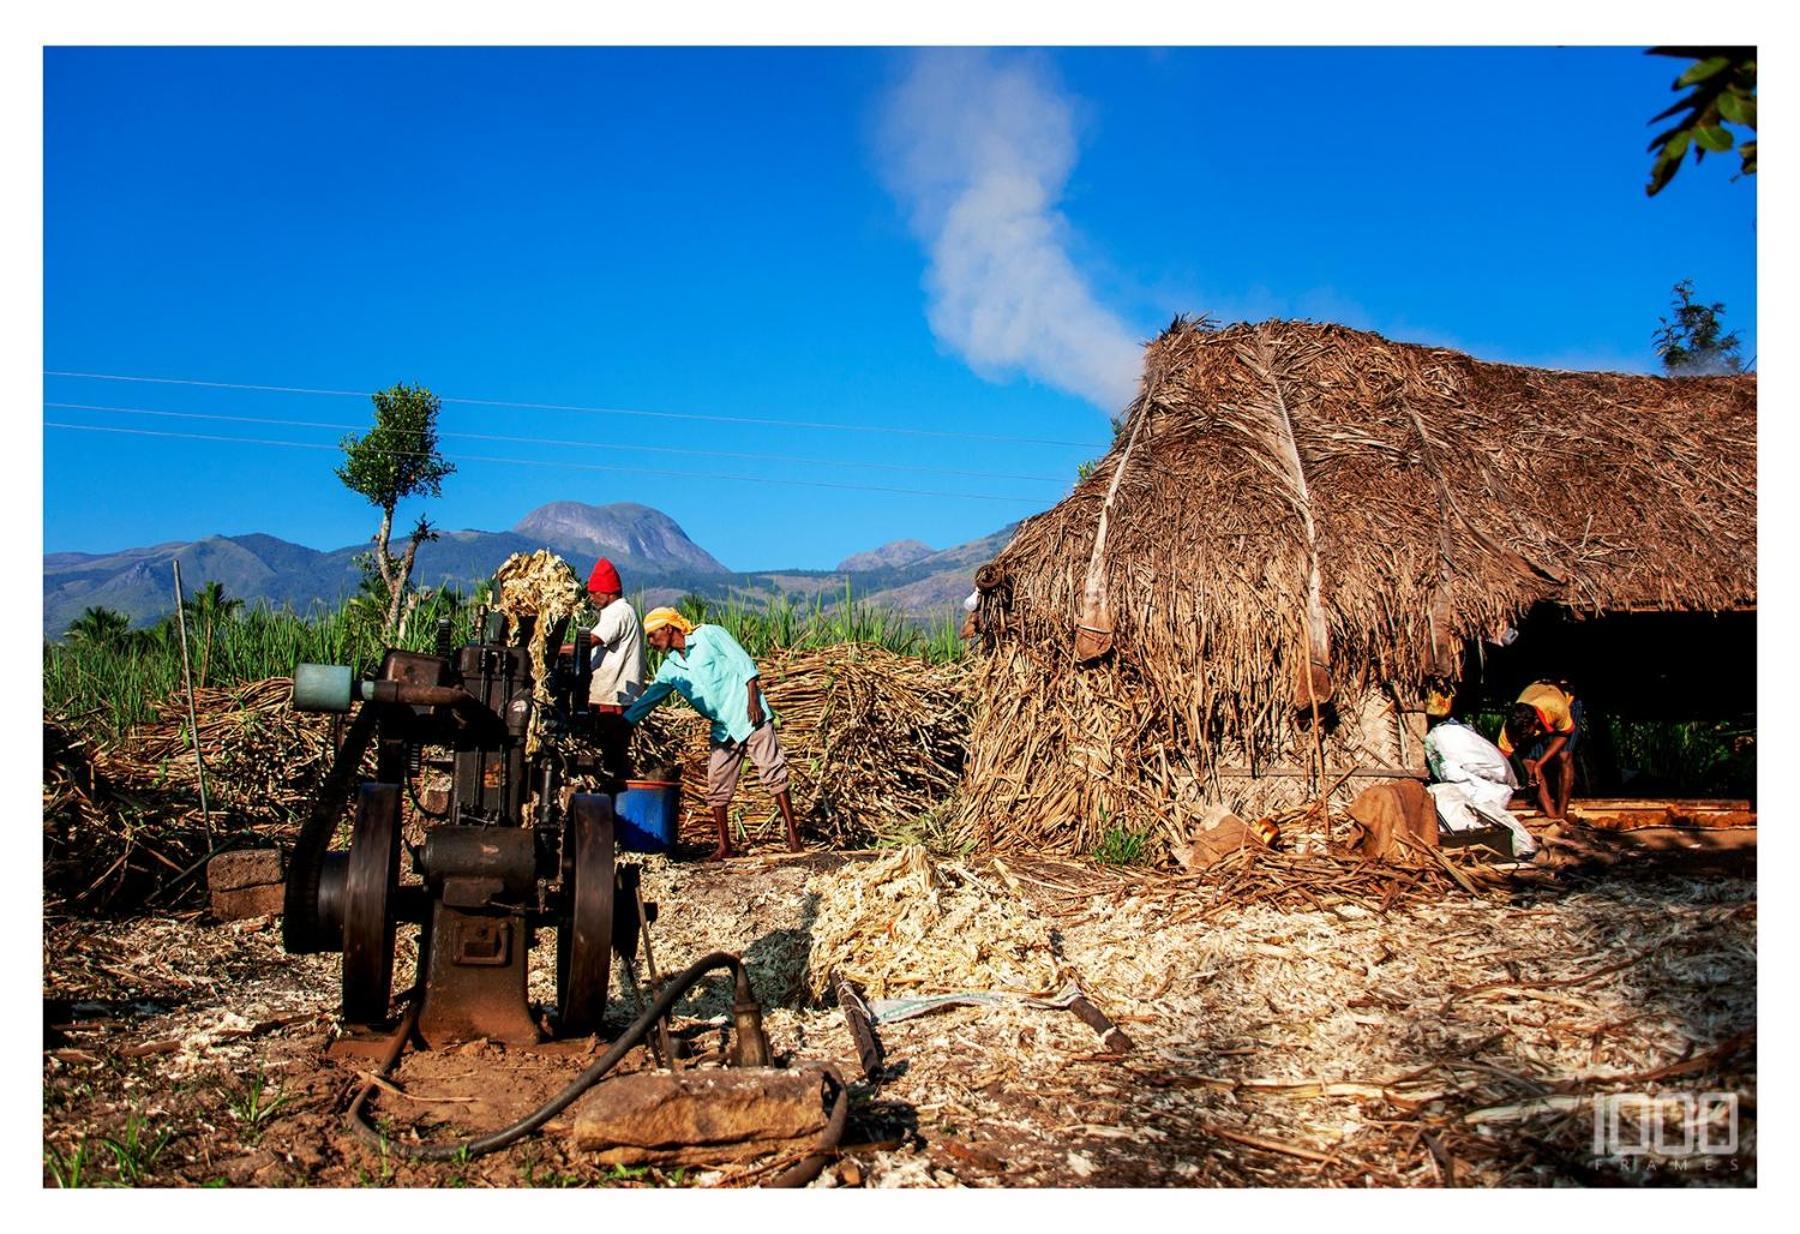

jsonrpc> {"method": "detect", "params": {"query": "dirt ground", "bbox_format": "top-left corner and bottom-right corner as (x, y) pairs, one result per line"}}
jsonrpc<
(42, 841), (1755, 1189)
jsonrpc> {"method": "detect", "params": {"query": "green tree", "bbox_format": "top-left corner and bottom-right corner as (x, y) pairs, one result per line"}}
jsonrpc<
(1645, 47), (1756, 197)
(1654, 279), (1744, 376)
(335, 383), (456, 638)
(64, 606), (131, 645)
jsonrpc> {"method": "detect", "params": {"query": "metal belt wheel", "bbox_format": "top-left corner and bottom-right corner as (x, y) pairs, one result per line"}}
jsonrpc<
(283, 705), (378, 954)
(557, 794), (616, 1037)
(342, 782), (403, 1025)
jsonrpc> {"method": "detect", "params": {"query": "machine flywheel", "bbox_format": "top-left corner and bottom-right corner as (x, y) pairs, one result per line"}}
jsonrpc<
(342, 782), (402, 1024)
(556, 794), (616, 1037)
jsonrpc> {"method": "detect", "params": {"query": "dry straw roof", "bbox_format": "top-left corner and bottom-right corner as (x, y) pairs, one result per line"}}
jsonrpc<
(958, 319), (1755, 851)
(993, 318), (1755, 696)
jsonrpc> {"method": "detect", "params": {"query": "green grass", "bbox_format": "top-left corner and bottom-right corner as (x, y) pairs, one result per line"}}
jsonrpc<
(98, 1113), (172, 1186)
(672, 582), (966, 665)
(47, 580), (966, 747)
(1091, 825), (1150, 866)
(44, 1140), (93, 1188)
(1601, 716), (1754, 797)
(221, 1067), (288, 1138)
(50, 588), (508, 743)
(1471, 709), (1754, 798)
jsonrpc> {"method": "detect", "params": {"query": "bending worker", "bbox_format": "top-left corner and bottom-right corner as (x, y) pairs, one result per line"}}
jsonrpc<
(1498, 679), (1583, 822)
(622, 607), (804, 860)
(568, 558), (645, 783)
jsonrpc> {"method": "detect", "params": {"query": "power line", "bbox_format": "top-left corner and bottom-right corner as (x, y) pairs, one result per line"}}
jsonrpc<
(44, 422), (1052, 505)
(43, 370), (1110, 449)
(44, 401), (1069, 484)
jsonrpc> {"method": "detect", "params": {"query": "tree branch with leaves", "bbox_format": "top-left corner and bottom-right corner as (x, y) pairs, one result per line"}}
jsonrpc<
(335, 383), (456, 639)
(1654, 279), (1745, 376)
(1645, 47), (1756, 197)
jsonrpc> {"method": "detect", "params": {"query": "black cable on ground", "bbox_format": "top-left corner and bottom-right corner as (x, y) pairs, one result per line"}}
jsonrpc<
(766, 1066), (850, 1189)
(347, 952), (780, 1165)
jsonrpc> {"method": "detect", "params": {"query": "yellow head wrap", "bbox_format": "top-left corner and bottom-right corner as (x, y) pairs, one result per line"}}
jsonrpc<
(642, 606), (695, 636)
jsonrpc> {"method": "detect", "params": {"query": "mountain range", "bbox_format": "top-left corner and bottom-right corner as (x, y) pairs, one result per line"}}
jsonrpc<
(42, 501), (1015, 638)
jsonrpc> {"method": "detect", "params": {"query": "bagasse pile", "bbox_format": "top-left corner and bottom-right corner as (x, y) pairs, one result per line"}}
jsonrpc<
(628, 643), (969, 848)
(802, 845), (1065, 1001)
(491, 549), (586, 756)
(957, 319), (1757, 855)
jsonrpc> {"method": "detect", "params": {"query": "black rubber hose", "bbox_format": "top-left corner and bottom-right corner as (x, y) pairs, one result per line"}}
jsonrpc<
(766, 1066), (849, 1189)
(348, 951), (751, 1162)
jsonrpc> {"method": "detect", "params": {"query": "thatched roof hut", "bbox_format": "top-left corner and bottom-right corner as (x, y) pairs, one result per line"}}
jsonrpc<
(958, 319), (1756, 854)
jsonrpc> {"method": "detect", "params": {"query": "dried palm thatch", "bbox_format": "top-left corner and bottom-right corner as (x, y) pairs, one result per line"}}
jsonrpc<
(959, 320), (1756, 854)
(626, 644), (969, 849)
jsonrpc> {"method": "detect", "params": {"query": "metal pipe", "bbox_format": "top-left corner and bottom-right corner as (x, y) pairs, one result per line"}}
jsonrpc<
(359, 681), (479, 708)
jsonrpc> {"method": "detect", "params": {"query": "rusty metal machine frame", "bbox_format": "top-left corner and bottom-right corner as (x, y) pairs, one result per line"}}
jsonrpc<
(283, 611), (644, 1047)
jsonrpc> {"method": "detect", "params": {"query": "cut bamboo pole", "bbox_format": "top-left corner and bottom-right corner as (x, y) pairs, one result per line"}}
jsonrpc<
(170, 560), (214, 840)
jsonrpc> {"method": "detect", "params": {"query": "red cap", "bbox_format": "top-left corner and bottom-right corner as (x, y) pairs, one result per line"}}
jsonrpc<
(587, 557), (622, 596)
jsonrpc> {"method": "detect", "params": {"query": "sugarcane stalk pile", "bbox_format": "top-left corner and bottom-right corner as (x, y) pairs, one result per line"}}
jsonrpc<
(627, 643), (969, 849)
(45, 641), (971, 911)
(491, 549), (586, 756)
(44, 678), (358, 913)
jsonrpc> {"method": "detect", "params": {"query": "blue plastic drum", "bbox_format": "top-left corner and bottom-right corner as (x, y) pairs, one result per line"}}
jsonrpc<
(613, 779), (681, 853)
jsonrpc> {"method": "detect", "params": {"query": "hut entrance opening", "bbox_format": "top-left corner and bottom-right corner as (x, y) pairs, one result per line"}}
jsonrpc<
(1455, 603), (1755, 802)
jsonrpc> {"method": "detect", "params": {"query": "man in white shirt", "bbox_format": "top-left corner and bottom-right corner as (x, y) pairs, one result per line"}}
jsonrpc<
(579, 557), (645, 781)
(1424, 707), (1536, 859)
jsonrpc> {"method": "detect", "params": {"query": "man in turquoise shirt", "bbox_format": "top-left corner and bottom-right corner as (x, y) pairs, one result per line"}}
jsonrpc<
(622, 607), (804, 859)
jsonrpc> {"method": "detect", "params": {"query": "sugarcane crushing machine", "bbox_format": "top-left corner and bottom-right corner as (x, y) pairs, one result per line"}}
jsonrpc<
(281, 607), (698, 1050)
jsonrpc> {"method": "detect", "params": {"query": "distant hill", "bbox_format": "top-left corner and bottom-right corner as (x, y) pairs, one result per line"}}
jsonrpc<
(513, 501), (729, 576)
(41, 503), (1018, 638)
(836, 539), (934, 572)
(850, 525), (1018, 616)
(43, 502), (730, 638)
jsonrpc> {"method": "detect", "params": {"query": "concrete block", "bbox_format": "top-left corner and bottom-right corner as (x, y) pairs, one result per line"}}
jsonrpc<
(207, 849), (285, 892)
(212, 882), (286, 920)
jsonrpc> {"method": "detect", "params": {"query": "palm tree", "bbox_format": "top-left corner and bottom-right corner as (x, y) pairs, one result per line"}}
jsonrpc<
(182, 580), (243, 685)
(64, 606), (131, 645)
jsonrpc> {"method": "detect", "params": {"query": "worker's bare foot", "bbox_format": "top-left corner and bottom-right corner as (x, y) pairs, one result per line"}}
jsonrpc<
(706, 845), (735, 862)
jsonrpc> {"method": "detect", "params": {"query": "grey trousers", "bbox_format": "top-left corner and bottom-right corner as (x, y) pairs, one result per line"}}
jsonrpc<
(706, 722), (790, 808)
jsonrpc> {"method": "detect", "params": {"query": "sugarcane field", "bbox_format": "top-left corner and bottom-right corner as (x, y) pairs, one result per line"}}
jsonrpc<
(38, 37), (1767, 1201)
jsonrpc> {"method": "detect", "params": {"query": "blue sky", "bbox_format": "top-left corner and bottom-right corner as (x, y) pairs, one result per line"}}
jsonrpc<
(43, 45), (1757, 570)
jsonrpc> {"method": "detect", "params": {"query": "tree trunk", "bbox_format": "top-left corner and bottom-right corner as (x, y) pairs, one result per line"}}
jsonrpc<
(372, 504), (403, 639)
(385, 524), (425, 639)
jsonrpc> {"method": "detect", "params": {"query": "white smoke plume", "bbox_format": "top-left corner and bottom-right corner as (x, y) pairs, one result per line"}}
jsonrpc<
(877, 49), (1142, 413)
